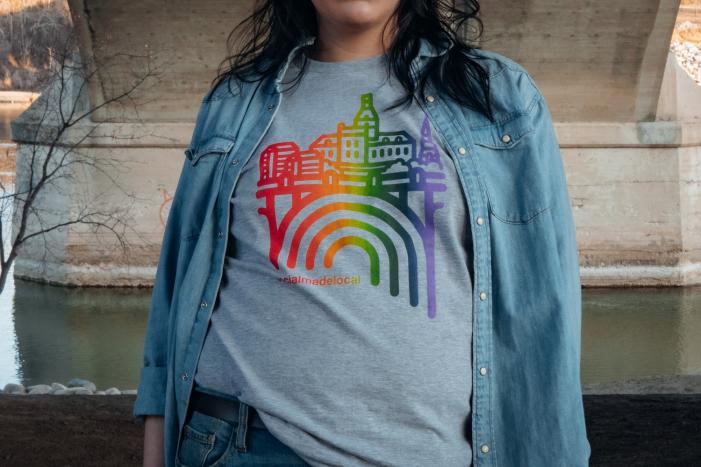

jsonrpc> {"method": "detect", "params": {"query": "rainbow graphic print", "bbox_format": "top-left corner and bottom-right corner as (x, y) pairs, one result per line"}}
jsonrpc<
(256, 92), (446, 318)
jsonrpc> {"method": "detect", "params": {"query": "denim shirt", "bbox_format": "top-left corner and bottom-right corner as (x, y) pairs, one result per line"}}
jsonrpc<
(133, 33), (592, 467)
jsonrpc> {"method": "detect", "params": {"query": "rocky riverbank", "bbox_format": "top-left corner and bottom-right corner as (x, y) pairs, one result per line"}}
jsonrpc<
(2, 378), (137, 396)
(671, 39), (701, 85)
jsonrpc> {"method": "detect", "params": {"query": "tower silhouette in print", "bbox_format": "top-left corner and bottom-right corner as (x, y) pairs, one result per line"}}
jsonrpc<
(256, 92), (446, 318)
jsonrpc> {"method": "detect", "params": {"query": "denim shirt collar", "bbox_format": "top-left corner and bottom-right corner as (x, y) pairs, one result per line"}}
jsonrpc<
(270, 33), (455, 94)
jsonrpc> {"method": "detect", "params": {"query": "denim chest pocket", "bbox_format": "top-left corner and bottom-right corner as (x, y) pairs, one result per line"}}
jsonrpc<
(178, 133), (237, 245)
(469, 112), (552, 224)
(185, 134), (237, 167)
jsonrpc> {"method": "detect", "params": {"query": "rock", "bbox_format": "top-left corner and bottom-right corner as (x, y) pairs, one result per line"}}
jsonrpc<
(3, 383), (25, 394)
(2, 381), (135, 396)
(50, 382), (67, 392)
(27, 384), (52, 395)
(670, 40), (701, 86)
(66, 378), (96, 392)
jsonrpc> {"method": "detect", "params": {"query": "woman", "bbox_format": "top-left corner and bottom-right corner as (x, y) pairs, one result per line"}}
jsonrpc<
(135, 1), (591, 466)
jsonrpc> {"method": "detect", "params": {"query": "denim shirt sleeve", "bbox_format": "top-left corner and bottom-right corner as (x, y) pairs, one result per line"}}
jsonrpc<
(522, 69), (582, 313)
(132, 98), (211, 421)
(532, 79), (585, 366)
(527, 74), (581, 267)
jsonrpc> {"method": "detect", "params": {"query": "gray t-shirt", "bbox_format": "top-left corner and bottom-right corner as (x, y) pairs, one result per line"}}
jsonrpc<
(194, 50), (473, 466)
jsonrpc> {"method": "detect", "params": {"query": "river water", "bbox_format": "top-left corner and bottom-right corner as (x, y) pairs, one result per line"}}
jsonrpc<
(0, 268), (699, 390)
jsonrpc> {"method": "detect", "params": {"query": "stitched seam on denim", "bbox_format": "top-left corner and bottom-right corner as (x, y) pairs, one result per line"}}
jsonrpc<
(200, 439), (215, 467)
(447, 95), (498, 467)
(483, 172), (550, 223)
(209, 423), (237, 467)
(468, 108), (530, 130)
(489, 204), (553, 225)
(182, 424), (213, 445)
(525, 93), (543, 115)
(472, 127), (535, 150)
(235, 403), (249, 452)
(483, 60), (509, 78)
(203, 78), (247, 103)
(427, 84), (494, 464)
(488, 216), (497, 467)
(192, 134), (237, 162)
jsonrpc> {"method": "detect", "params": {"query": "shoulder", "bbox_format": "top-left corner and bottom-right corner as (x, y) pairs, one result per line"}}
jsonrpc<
(465, 48), (530, 76)
(464, 47), (545, 115)
(187, 73), (261, 150)
(202, 73), (252, 103)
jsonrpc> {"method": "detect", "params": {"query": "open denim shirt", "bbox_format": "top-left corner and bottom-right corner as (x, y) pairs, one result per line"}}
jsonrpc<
(133, 33), (592, 467)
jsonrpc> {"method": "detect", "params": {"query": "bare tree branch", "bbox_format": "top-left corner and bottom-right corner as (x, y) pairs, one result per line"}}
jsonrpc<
(1, 29), (164, 291)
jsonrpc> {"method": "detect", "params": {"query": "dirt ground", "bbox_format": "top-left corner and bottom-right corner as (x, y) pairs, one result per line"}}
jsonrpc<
(0, 395), (142, 467)
(0, 394), (700, 466)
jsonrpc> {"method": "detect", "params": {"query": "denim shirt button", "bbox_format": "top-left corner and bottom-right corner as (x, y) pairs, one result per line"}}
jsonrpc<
(501, 133), (512, 143)
(476, 216), (484, 225)
(200, 300), (208, 308)
(479, 291), (487, 301)
(425, 95), (435, 103)
(231, 159), (239, 165)
(458, 146), (466, 155)
(180, 372), (189, 381)
(479, 367), (487, 376)
(480, 444), (490, 454)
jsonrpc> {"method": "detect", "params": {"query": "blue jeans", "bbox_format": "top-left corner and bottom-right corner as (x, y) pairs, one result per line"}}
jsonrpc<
(176, 393), (310, 466)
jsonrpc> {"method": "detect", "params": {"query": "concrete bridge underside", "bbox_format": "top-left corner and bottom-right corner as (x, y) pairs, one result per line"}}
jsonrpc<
(10, 0), (701, 286)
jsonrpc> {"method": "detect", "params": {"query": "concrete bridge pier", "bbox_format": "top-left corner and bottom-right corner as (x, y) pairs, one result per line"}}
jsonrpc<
(9, 0), (701, 286)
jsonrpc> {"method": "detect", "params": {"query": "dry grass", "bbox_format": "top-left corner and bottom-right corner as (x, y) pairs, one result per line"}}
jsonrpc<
(0, 0), (56, 16)
(675, 0), (701, 46)
(0, 0), (72, 91)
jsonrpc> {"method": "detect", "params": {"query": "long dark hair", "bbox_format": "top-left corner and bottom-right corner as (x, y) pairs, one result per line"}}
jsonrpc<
(211, 0), (494, 122)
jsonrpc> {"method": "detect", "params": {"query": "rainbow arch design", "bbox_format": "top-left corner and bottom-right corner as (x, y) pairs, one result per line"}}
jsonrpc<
(255, 92), (446, 318)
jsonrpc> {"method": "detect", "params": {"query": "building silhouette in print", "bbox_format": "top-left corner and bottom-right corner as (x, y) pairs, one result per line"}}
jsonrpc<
(255, 92), (447, 318)
(257, 92), (443, 194)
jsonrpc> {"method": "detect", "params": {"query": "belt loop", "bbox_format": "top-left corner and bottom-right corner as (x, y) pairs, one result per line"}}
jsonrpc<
(235, 401), (250, 452)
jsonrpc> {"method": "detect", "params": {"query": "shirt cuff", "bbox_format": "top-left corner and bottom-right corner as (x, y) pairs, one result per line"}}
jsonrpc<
(132, 365), (167, 420)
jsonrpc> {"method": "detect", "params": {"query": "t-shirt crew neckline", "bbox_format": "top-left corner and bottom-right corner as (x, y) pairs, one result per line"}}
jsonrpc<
(301, 49), (389, 74)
